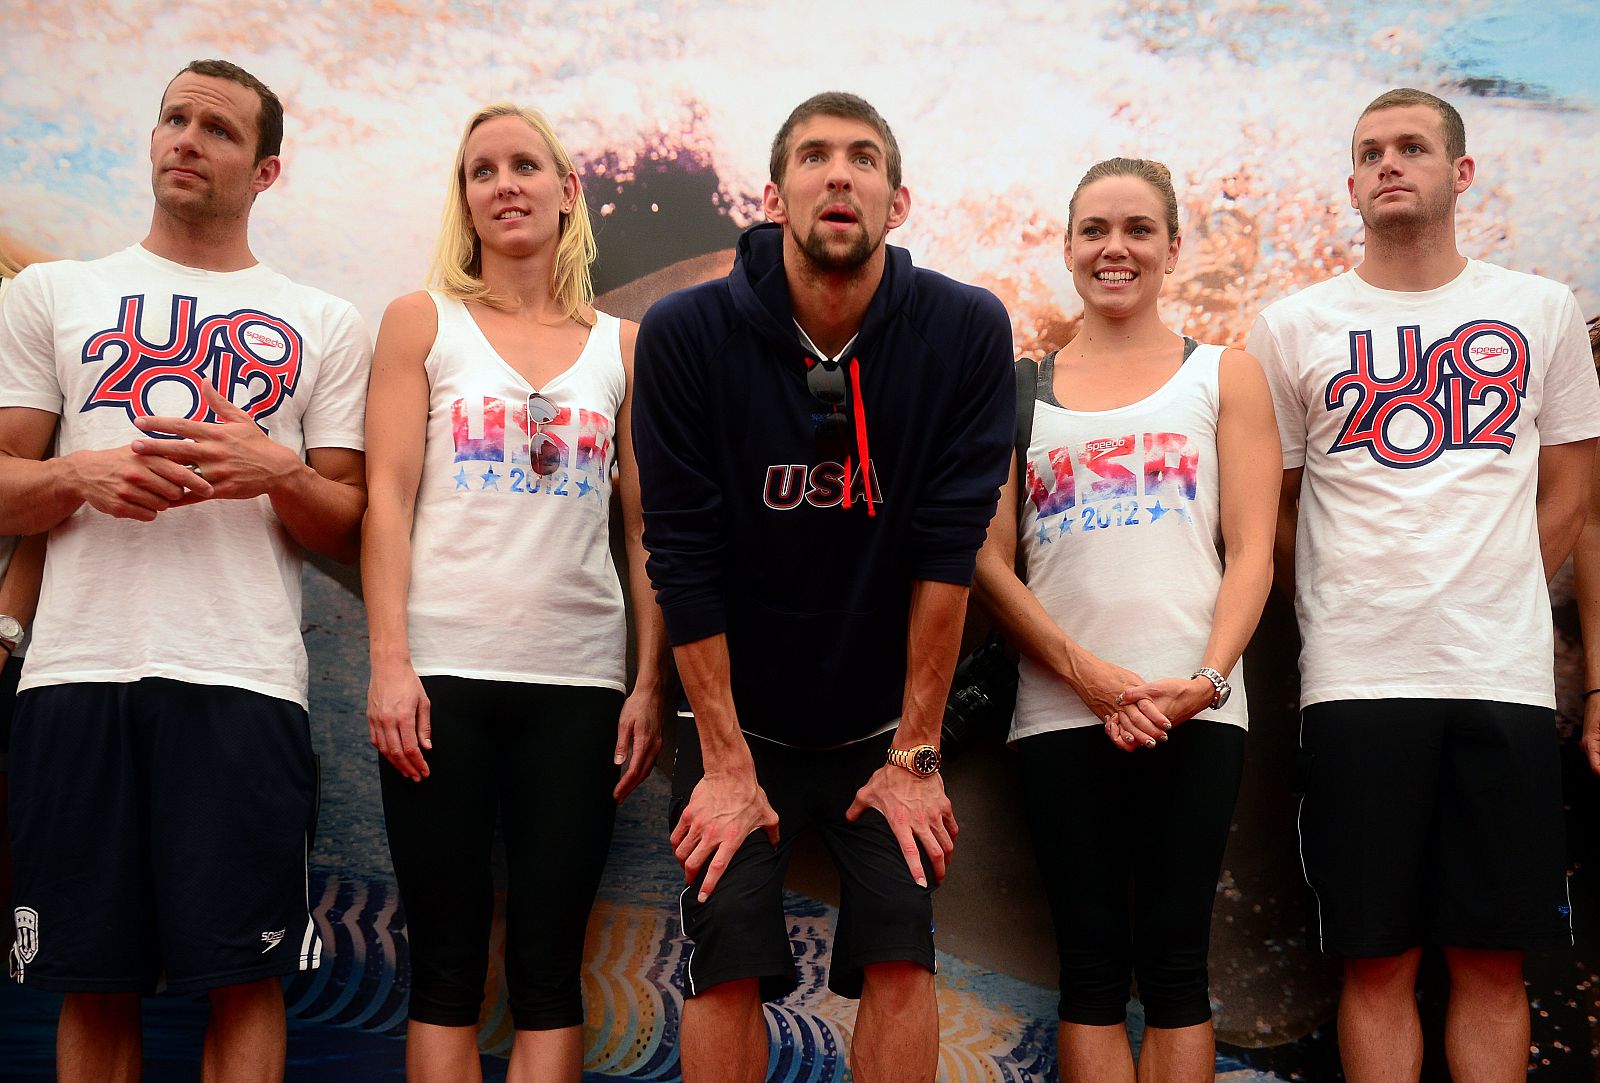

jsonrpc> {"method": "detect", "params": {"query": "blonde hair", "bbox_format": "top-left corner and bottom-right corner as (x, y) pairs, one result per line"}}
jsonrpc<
(0, 243), (21, 281)
(1067, 157), (1181, 241)
(429, 103), (596, 325)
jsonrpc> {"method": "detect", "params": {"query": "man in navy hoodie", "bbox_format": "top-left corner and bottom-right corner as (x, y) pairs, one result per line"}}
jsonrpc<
(632, 92), (1014, 1081)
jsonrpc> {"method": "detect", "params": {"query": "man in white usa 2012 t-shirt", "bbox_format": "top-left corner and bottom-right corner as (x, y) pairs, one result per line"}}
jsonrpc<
(1249, 87), (1600, 1083)
(0, 59), (370, 1080)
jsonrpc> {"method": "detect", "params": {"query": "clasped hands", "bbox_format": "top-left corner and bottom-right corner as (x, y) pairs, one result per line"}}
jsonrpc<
(74, 381), (299, 521)
(1072, 654), (1214, 752)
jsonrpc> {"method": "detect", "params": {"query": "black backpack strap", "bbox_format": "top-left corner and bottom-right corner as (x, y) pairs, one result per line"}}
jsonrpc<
(1012, 353), (1051, 577)
(1014, 352), (1052, 516)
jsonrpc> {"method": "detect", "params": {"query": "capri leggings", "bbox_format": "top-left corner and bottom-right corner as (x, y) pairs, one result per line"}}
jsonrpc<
(380, 676), (623, 1030)
(1018, 719), (1244, 1029)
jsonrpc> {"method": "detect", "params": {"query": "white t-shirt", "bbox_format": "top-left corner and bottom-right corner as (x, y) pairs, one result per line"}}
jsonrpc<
(1249, 260), (1600, 709)
(1012, 342), (1248, 739)
(406, 292), (627, 690)
(0, 244), (371, 707)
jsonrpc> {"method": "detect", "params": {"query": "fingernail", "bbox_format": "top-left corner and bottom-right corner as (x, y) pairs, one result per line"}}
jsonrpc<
(615, 753), (625, 764)
(1162, 723), (1172, 731)
(697, 892), (708, 903)
(1146, 739), (1156, 748)
(916, 877), (928, 888)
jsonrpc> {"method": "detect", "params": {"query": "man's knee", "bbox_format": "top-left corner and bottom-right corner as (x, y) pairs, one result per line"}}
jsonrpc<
(860, 960), (933, 1003)
(1443, 947), (1526, 996)
(1343, 948), (1424, 998)
(683, 976), (764, 1019)
(206, 976), (286, 1022)
(62, 990), (141, 1028)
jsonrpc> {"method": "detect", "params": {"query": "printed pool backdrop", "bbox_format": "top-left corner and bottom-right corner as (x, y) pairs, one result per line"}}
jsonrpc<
(3, 1), (1599, 1079)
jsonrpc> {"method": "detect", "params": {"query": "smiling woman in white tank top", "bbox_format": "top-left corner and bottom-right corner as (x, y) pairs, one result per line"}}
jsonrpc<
(360, 103), (666, 1082)
(974, 158), (1280, 1083)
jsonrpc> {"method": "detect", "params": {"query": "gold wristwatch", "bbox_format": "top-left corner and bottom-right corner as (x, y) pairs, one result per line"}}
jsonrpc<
(886, 744), (942, 778)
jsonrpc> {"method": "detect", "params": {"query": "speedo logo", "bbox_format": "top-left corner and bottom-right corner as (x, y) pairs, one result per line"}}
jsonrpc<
(260, 928), (286, 953)
(245, 329), (286, 351)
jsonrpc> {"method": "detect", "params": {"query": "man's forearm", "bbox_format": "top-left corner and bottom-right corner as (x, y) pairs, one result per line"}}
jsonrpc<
(1539, 499), (1586, 583)
(895, 579), (970, 747)
(673, 633), (754, 773)
(0, 455), (85, 536)
(269, 460), (366, 564)
(0, 532), (46, 630)
(1272, 467), (1303, 602)
(1537, 440), (1596, 582)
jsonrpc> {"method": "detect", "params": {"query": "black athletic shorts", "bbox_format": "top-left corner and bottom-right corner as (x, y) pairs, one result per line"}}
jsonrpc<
(669, 719), (936, 1002)
(8, 678), (321, 993)
(1297, 698), (1572, 957)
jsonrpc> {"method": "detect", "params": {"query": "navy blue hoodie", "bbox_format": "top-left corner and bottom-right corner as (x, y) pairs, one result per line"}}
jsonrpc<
(632, 223), (1014, 747)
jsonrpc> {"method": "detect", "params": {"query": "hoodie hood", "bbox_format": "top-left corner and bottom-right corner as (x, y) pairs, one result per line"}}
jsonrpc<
(728, 222), (915, 363)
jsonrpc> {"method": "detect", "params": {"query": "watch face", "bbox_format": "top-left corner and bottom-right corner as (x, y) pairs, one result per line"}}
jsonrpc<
(1215, 684), (1232, 708)
(0, 615), (21, 642)
(912, 746), (941, 776)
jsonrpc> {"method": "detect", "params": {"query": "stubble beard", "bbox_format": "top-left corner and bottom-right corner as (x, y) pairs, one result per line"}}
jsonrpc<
(1359, 182), (1454, 246)
(797, 221), (877, 274)
(152, 159), (255, 230)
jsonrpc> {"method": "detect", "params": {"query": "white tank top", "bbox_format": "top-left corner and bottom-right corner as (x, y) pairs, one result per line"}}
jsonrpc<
(1011, 341), (1248, 738)
(406, 291), (626, 690)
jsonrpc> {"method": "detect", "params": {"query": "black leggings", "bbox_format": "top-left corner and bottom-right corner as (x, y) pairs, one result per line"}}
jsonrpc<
(380, 676), (623, 1030)
(1018, 720), (1244, 1029)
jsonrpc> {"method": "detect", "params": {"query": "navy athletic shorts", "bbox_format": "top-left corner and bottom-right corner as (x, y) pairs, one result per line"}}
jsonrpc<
(1296, 698), (1572, 957)
(669, 719), (936, 1002)
(8, 678), (321, 993)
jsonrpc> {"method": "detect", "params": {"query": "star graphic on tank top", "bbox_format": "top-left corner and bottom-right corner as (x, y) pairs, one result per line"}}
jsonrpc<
(1036, 523), (1053, 545)
(1148, 500), (1169, 522)
(480, 466), (501, 491)
(575, 475), (593, 499)
(1057, 517), (1073, 536)
(453, 468), (470, 490)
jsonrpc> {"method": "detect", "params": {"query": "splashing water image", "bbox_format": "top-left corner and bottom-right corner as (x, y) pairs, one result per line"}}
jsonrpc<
(3, 1), (1598, 1079)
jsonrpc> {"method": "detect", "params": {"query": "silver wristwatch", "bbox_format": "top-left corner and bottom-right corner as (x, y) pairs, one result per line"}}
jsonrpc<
(1190, 666), (1231, 710)
(0, 614), (22, 655)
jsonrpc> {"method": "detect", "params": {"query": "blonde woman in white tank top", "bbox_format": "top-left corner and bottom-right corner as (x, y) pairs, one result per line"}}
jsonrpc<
(360, 104), (666, 1082)
(974, 159), (1279, 1083)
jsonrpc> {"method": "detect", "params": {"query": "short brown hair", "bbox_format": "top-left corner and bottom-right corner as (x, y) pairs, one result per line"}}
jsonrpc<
(769, 92), (902, 191)
(1067, 157), (1181, 241)
(164, 59), (284, 162)
(1356, 88), (1466, 162)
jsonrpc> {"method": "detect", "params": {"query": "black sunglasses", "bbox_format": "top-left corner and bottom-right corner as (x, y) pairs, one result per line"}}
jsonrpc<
(526, 392), (562, 476)
(807, 359), (851, 463)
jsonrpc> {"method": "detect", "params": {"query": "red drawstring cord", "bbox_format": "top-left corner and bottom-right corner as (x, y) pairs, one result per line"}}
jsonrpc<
(849, 358), (874, 517)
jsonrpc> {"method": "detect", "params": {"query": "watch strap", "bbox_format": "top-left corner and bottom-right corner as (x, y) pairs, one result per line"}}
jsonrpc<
(1190, 667), (1227, 710)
